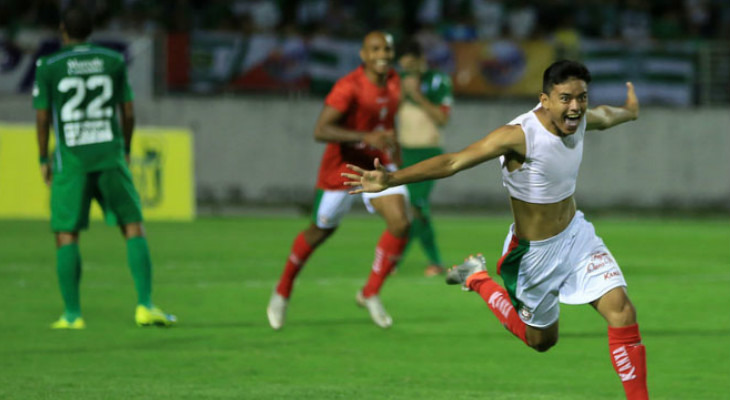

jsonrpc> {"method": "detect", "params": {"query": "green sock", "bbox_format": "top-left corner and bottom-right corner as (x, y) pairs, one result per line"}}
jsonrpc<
(126, 236), (153, 308)
(57, 243), (82, 321)
(404, 217), (425, 258)
(418, 216), (442, 266)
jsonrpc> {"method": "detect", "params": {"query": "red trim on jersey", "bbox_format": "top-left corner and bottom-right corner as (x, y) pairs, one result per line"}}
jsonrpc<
(316, 66), (401, 190)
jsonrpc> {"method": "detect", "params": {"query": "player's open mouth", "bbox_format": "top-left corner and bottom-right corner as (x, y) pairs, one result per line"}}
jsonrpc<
(375, 60), (389, 67)
(564, 114), (581, 129)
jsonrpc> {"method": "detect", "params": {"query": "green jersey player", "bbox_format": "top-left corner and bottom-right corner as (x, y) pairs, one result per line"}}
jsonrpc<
(34, 7), (175, 329)
(397, 40), (454, 277)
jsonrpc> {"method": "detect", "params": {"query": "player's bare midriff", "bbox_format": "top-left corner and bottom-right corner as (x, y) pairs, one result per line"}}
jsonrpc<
(510, 195), (576, 241)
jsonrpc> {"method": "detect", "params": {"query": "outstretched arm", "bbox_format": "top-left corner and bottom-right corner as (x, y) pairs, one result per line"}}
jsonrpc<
(343, 124), (524, 193)
(586, 82), (639, 131)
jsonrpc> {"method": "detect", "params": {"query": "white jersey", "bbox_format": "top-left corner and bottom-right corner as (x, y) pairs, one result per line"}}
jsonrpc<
(500, 105), (587, 204)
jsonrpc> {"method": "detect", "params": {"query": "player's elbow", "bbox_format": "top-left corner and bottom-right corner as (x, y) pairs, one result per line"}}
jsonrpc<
(313, 126), (326, 142)
(444, 156), (464, 176)
(122, 115), (135, 131)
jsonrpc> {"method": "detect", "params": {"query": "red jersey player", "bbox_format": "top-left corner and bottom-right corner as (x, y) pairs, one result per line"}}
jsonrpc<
(267, 31), (410, 329)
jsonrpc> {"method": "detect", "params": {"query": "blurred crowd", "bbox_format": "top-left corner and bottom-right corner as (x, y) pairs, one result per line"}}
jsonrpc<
(2, 0), (729, 42)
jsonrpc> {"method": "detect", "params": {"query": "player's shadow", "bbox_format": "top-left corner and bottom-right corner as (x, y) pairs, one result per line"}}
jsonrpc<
(286, 317), (382, 328)
(182, 320), (265, 329)
(291, 313), (455, 327)
(5, 336), (203, 355)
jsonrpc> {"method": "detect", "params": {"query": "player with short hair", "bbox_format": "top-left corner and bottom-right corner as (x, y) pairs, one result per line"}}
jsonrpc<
(344, 60), (648, 399)
(397, 39), (453, 277)
(267, 31), (409, 330)
(34, 7), (176, 329)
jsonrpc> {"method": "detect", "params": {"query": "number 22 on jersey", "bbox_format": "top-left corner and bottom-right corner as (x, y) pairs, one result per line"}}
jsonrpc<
(58, 75), (114, 147)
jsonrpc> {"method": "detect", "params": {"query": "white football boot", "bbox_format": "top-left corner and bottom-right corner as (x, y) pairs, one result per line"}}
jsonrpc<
(445, 254), (487, 291)
(356, 290), (393, 329)
(267, 291), (288, 330)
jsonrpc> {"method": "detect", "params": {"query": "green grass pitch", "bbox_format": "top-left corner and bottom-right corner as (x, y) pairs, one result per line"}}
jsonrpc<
(1, 215), (728, 399)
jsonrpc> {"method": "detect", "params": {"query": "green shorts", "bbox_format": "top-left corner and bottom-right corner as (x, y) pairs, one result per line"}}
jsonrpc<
(402, 147), (442, 211)
(50, 166), (143, 232)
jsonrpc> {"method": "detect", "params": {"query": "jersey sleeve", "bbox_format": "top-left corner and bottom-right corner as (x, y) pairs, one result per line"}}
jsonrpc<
(32, 58), (50, 110)
(324, 78), (353, 113)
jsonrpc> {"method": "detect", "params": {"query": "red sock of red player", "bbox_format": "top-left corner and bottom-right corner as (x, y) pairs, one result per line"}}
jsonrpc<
(467, 272), (527, 344)
(275, 233), (314, 298)
(361, 230), (408, 297)
(608, 324), (648, 400)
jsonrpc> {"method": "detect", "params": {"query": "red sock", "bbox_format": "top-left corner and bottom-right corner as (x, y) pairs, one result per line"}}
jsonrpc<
(275, 233), (314, 298)
(608, 324), (648, 400)
(468, 272), (527, 344)
(361, 230), (408, 297)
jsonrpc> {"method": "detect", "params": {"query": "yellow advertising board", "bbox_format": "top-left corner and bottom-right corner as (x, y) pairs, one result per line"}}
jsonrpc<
(451, 40), (555, 97)
(0, 122), (194, 221)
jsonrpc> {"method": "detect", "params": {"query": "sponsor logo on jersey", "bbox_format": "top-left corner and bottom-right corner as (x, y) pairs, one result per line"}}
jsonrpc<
(67, 58), (105, 75)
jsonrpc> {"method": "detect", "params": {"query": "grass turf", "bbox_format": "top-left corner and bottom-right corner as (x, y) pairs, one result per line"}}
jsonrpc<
(0, 215), (728, 399)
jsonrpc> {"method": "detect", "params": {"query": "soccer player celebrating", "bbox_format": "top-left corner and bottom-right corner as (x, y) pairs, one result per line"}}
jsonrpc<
(397, 40), (454, 277)
(267, 31), (409, 330)
(34, 7), (176, 329)
(344, 61), (648, 399)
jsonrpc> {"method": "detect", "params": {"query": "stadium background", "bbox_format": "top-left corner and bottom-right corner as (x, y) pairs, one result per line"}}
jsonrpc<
(2, 0), (729, 216)
(1, 1), (729, 399)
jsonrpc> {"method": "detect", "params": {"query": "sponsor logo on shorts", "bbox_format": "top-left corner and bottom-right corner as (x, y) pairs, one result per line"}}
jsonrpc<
(318, 215), (329, 226)
(519, 307), (533, 321)
(603, 269), (622, 280)
(586, 252), (615, 273)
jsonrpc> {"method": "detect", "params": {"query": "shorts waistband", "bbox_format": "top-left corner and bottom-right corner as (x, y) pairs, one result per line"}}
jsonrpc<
(510, 210), (584, 246)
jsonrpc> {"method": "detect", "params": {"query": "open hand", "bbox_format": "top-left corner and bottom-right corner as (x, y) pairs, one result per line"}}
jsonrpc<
(341, 158), (391, 194)
(40, 163), (52, 186)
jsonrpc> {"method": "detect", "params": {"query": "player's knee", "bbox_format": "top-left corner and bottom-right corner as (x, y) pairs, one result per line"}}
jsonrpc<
(56, 232), (78, 247)
(121, 222), (145, 239)
(304, 225), (336, 247)
(608, 302), (637, 327)
(527, 336), (558, 353)
(387, 218), (410, 237)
